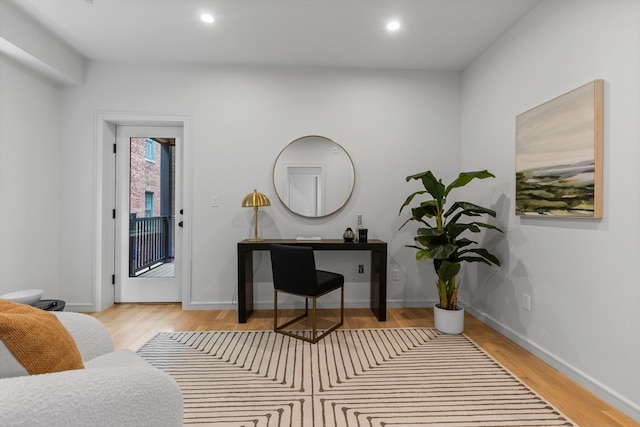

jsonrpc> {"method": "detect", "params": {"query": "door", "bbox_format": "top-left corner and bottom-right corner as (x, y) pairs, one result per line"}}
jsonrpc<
(287, 166), (323, 216)
(115, 125), (183, 302)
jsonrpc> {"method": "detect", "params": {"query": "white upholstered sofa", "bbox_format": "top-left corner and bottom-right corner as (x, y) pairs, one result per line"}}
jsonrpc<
(0, 311), (183, 427)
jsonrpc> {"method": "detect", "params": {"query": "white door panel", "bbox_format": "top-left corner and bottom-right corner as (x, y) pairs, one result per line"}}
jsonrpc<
(287, 166), (322, 217)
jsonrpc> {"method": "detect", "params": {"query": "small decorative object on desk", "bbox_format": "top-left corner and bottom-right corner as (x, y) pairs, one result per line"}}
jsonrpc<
(343, 227), (355, 242)
(358, 228), (368, 243)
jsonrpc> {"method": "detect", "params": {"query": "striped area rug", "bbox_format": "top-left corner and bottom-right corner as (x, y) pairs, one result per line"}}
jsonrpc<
(137, 328), (577, 426)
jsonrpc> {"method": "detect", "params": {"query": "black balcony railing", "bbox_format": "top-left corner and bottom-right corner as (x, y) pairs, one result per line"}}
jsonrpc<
(129, 214), (174, 276)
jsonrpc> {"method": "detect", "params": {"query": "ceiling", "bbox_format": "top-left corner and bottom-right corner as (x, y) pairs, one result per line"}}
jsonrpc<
(11, 0), (540, 71)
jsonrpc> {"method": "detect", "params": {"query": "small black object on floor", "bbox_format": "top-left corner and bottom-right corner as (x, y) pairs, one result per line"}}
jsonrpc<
(32, 299), (65, 311)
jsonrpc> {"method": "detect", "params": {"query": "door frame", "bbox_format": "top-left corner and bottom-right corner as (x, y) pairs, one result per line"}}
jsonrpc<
(94, 112), (192, 311)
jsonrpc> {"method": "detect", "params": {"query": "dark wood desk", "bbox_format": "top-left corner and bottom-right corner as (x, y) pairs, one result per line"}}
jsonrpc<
(237, 239), (387, 323)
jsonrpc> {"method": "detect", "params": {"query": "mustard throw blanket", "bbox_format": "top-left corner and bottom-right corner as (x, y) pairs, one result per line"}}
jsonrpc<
(0, 299), (83, 375)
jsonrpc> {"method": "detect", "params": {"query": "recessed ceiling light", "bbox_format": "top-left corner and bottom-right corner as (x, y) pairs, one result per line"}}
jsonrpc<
(200, 13), (214, 24)
(387, 21), (401, 31)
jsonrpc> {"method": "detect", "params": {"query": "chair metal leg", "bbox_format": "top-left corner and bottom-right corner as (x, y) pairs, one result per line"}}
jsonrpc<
(274, 289), (310, 332)
(273, 289), (278, 332)
(340, 285), (344, 324)
(312, 297), (317, 341)
(273, 286), (344, 344)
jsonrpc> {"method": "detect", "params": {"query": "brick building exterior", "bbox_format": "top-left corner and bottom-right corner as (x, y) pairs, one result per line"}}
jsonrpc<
(130, 137), (162, 217)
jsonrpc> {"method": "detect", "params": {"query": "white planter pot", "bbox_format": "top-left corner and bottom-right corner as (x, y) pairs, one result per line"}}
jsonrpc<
(433, 304), (464, 334)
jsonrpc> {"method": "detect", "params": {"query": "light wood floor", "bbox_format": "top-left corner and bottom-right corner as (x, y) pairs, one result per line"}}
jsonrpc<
(89, 304), (638, 427)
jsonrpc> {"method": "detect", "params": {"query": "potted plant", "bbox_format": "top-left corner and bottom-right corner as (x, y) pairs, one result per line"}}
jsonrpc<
(399, 170), (503, 334)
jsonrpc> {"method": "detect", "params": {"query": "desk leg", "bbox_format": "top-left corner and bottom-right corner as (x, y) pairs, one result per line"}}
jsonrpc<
(237, 249), (254, 323)
(370, 248), (387, 321)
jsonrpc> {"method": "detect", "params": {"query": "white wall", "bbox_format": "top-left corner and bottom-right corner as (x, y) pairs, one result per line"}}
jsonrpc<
(0, 56), (63, 298)
(0, 0), (86, 85)
(57, 63), (461, 310)
(2, 0), (638, 420)
(459, 0), (640, 420)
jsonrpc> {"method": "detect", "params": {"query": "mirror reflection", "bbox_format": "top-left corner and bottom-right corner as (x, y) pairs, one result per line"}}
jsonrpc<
(273, 135), (355, 218)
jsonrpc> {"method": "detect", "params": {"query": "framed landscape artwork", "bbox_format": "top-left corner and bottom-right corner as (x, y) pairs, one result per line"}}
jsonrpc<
(515, 80), (603, 218)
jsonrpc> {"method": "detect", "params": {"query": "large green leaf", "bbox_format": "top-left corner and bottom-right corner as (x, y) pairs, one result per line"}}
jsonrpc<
(454, 237), (476, 249)
(413, 202), (438, 219)
(446, 222), (481, 239)
(437, 260), (461, 282)
(398, 190), (427, 215)
(444, 170), (495, 196)
(416, 227), (443, 237)
(399, 199), (437, 230)
(406, 170), (445, 201)
(456, 256), (493, 265)
(415, 249), (433, 261)
(415, 235), (447, 249)
(470, 222), (503, 233)
(444, 201), (497, 220)
(427, 242), (457, 259)
(458, 248), (501, 266)
(416, 228), (450, 249)
(421, 172), (445, 201)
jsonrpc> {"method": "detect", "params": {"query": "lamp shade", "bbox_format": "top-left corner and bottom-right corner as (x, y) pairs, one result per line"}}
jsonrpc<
(242, 189), (270, 242)
(241, 189), (271, 208)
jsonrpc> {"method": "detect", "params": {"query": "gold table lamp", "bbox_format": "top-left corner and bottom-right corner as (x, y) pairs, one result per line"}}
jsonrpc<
(241, 189), (271, 242)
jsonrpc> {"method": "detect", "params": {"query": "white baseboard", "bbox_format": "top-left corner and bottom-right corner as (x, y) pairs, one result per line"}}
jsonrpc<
(463, 305), (640, 423)
(182, 301), (236, 310)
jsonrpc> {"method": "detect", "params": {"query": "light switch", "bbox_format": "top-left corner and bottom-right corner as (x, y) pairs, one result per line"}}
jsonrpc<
(210, 195), (219, 207)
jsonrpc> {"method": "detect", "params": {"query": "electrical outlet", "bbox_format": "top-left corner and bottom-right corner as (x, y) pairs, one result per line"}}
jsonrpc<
(392, 268), (400, 281)
(358, 264), (364, 274)
(523, 294), (531, 311)
(210, 195), (219, 207)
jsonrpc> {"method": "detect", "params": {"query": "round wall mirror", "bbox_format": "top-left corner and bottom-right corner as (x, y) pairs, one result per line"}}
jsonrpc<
(273, 135), (355, 218)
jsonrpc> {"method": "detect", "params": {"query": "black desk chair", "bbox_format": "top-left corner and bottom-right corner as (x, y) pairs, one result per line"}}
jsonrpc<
(269, 244), (344, 344)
